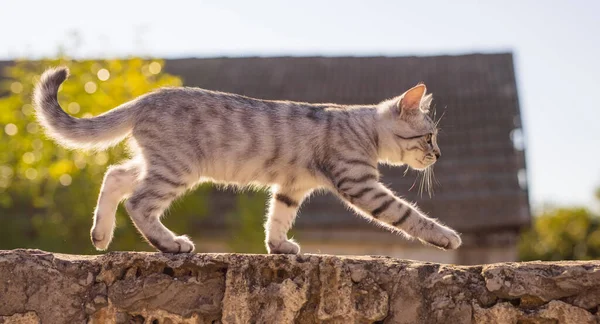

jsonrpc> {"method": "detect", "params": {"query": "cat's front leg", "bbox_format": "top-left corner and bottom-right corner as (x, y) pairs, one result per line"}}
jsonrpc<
(264, 187), (310, 254)
(337, 180), (462, 250)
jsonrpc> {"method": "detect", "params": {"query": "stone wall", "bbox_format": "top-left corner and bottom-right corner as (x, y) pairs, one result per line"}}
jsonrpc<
(0, 249), (598, 323)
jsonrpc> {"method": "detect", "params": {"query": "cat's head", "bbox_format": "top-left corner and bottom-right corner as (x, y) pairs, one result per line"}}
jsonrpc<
(377, 84), (440, 170)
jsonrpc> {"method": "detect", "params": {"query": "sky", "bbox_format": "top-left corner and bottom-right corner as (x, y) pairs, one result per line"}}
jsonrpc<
(1, 0), (599, 209)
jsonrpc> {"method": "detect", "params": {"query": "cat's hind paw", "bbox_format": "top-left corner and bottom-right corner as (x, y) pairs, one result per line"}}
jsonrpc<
(267, 239), (301, 254)
(91, 228), (113, 251)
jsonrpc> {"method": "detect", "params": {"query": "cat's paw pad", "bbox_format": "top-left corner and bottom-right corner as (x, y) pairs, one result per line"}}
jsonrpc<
(423, 227), (462, 250)
(267, 239), (301, 254)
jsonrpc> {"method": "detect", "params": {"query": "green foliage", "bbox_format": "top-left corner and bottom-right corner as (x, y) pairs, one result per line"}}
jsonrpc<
(0, 57), (196, 253)
(519, 206), (600, 261)
(227, 191), (269, 254)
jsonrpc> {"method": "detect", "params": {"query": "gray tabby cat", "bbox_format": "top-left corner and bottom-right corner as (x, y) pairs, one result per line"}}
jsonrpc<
(34, 67), (461, 254)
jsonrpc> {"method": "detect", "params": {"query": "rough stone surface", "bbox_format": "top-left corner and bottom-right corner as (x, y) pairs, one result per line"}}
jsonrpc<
(0, 250), (598, 324)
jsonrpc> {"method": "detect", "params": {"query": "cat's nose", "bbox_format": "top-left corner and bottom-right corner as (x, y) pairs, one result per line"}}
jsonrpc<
(435, 152), (441, 159)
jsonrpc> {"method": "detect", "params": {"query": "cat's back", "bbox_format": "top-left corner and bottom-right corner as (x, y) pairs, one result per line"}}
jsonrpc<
(137, 86), (337, 118)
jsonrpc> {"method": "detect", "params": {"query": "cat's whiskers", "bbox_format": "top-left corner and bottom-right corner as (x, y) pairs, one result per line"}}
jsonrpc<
(433, 108), (446, 129)
(418, 168), (426, 197)
(409, 170), (420, 192)
(420, 168), (427, 198)
(427, 166), (435, 197)
(418, 164), (436, 198)
(432, 166), (441, 187)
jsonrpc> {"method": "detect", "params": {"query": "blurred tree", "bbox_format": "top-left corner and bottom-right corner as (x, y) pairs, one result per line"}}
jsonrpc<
(0, 57), (210, 253)
(226, 192), (269, 254)
(519, 202), (600, 261)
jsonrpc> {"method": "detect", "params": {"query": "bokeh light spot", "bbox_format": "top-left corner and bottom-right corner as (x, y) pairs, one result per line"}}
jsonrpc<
(0, 165), (14, 178)
(94, 152), (109, 165)
(97, 68), (110, 81)
(25, 168), (38, 180)
(59, 174), (72, 186)
(149, 62), (162, 75)
(22, 152), (35, 164)
(84, 81), (97, 94)
(10, 82), (23, 94)
(67, 102), (81, 114)
(5, 124), (18, 136)
(74, 154), (87, 169)
(21, 104), (34, 116)
(26, 122), (38, 134)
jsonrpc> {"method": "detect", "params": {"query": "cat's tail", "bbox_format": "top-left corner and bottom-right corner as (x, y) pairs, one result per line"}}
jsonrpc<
(34, 67), (138, 150)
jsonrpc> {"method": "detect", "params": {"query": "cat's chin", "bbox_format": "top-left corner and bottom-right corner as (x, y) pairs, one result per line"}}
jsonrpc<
(407, 160), (435, 171)
(379, 160), (430, 170)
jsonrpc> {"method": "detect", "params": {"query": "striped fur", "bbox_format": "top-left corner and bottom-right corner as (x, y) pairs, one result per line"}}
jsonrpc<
(34, 67), (461, 254)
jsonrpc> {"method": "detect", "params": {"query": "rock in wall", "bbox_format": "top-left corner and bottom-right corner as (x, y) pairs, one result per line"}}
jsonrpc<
(0, 250), (598, 323)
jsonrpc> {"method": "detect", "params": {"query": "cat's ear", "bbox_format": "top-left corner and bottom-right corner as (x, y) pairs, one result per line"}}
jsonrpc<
(398, 84), (427, 116)
(420, 93), (433, 114)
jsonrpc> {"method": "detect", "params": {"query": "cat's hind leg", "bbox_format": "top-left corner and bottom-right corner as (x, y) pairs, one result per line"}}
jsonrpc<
(91, 160), (141, 250)
(265, 187), (310, 254)
(124, 166), (195, 253)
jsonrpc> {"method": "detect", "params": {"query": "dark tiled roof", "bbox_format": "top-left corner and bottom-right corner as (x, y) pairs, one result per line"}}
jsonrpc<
(163, 54), (530, 232)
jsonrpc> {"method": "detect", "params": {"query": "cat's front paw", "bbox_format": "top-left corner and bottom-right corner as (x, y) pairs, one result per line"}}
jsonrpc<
(422, 226), (462, 250)
(91, 227), (113, 251)
(267, 239), (301, 254)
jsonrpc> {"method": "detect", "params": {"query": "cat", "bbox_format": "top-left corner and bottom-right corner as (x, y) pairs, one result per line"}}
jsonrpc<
(34, 66), (462, 254)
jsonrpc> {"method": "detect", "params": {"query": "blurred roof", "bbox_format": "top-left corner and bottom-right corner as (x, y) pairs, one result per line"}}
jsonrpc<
(163, 54), (530, 232)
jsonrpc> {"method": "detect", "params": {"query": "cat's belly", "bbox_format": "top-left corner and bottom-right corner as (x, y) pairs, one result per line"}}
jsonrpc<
(198, 160), (320, 189)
